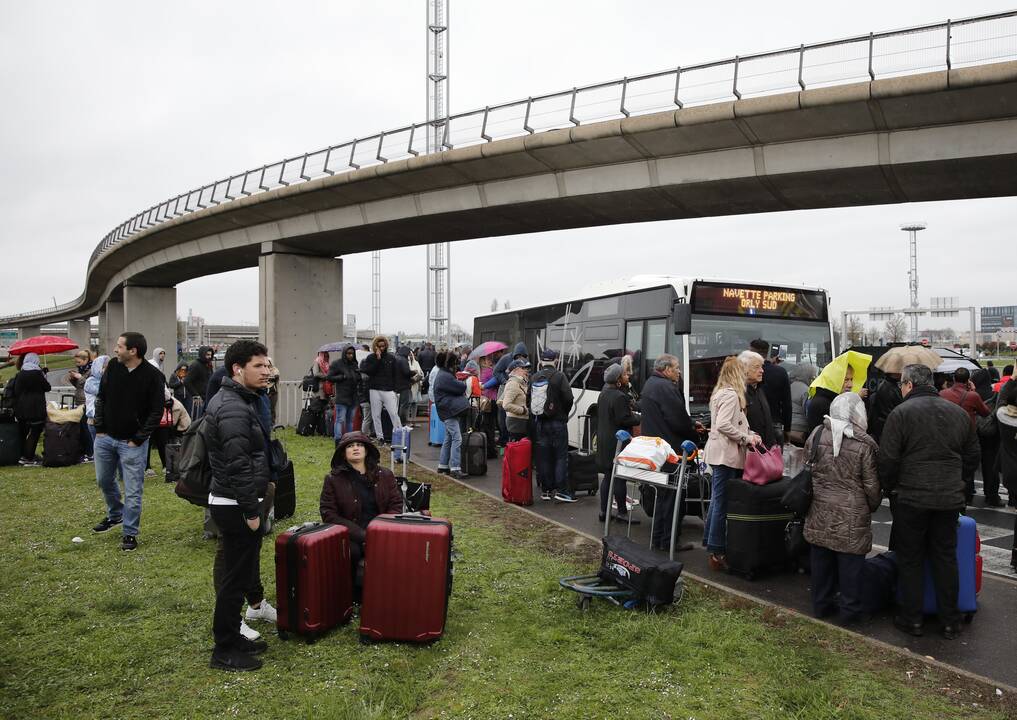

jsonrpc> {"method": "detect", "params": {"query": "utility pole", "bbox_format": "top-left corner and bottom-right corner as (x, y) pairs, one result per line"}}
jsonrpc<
(425, 0), (451, 347)
(900, 222), (926, 342)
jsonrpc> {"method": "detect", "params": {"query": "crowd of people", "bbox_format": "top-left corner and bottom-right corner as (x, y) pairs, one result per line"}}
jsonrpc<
(698, 344), (1017, 640)
(3, 326), (1016, 669)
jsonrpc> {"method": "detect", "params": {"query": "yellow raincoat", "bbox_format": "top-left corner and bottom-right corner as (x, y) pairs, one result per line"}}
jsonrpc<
(809, 350), (872, 398)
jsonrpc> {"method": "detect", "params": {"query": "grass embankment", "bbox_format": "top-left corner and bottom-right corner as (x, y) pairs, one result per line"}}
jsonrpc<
(0, 431), (1010, 719)
(0, 355), (77, 384)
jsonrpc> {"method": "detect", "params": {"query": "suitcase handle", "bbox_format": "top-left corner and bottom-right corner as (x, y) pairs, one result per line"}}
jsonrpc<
(393, 513), (433, 522)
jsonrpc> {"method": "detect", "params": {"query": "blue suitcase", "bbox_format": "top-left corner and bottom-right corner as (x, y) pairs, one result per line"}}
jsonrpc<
(922, 515), (981, 618)
(392, 426), (411, 463)
(429, 404), (445, 447)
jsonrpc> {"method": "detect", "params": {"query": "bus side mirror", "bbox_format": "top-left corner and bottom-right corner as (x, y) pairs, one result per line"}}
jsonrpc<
(672, 302), (691, 335)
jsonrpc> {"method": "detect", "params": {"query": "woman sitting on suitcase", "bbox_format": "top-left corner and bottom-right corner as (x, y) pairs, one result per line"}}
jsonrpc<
(319, 432), (404, 593)
(803, 392), (881, 626)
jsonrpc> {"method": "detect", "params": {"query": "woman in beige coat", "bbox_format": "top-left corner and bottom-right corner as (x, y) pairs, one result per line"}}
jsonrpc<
(803, 392), (880, 624)
(498, 360), (531, 441)
(702, 357), (761, 570)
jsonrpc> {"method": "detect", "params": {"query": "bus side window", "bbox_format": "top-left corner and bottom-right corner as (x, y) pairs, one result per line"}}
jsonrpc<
(625, 321), (644, 389)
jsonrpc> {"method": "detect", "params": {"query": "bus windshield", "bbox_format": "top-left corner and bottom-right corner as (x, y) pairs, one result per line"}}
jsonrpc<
(687, 315), (833, 413)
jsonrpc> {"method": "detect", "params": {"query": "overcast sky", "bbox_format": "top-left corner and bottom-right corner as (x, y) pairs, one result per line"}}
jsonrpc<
(2, 1), (1014, 337)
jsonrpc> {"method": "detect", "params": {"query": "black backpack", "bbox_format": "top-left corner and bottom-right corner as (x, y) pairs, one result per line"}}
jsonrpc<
(173, 415), (214, 506)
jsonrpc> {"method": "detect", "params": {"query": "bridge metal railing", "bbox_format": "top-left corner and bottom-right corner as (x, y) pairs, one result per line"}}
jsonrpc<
(5, 10), (1017, 325)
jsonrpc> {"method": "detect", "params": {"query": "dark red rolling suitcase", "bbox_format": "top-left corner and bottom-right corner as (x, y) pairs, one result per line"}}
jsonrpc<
(359, 514), (453, 643)
(502, 437), (533, 506)
(275, 523), (353, 642)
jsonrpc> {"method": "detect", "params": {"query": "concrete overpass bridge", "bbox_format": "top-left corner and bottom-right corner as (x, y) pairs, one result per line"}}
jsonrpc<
(4, 11), (1017, 380)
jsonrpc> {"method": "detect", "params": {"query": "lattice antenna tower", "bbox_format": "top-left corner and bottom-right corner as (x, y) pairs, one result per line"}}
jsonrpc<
(371, 250), (381, 335)
(426, 0), (451, 346)
(900, 222), (926, 342)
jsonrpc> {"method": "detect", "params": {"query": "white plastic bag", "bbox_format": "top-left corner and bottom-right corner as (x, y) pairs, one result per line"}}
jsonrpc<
(783, 444), (805, 478)
(616, 436), (679, 472)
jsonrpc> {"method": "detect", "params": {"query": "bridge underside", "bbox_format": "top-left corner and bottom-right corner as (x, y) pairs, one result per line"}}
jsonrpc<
(8, 62), (1017, 379)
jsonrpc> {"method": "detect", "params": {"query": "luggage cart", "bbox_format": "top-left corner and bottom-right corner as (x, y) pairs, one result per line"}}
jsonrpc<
(603, 431), (700, 561)
(560, 431), (693, 612)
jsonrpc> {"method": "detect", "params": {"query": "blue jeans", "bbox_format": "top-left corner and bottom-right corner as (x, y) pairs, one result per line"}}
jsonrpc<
(439, 416), (463, 472)
(534, 419), (569, 494)
(703, 464), (739, 555)
(333, 403), (358, 440)
(94, 435), (149, 538)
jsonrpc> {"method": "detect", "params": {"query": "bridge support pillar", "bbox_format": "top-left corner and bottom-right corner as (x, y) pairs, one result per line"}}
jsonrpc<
(259, 245), (342, 382)
(67, 319), (92, 353)
(124, 286), (177, 376)
(17, 325), (41, 341)
(98, 301), (124, 357)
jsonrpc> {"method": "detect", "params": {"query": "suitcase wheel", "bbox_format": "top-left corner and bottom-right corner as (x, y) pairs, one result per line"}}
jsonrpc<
(964, 613), (974, 624)
(277, 630), (289, 641)
(359, 634), (374, 645)
(305, 633), (317, 645)
(588, 489), (596, 497)
(576, 595), (591, 612)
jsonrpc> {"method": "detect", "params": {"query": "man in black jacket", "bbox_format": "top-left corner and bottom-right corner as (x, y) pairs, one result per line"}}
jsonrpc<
(879, 363), (980, 640)
(359, 335), (402, 443)
(597, 363), (641, 524)
(531, 349), (575, 502)
(327, 345), (362, 439)
(750, 340), (791, 443)
(639, 354), (702, 551)
(185, 346), (214, 419)
(868, 373), (903, 443)
(206, 340), (274, 671)
(91, 332), (166, 551)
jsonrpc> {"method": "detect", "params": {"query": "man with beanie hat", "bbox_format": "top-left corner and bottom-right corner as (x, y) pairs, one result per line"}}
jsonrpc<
(597, 362), (641, 523)
(530, 349), (575, 502)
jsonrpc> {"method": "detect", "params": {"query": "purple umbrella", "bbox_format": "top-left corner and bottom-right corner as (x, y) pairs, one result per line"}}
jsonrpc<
(318, 342), (347, 353)
(468, 341), (508, 360)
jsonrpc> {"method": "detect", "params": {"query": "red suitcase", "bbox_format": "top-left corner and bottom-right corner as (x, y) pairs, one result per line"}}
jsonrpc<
(502, 437), (533, 505)
(359, 514), (453, 643)
(275, 523), (353, 642)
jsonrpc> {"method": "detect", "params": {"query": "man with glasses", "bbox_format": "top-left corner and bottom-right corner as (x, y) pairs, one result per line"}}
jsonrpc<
(878, 364), (980, 640)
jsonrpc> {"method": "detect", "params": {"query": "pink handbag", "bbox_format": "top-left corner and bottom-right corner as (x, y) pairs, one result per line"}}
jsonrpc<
(743, 444), (784, 485)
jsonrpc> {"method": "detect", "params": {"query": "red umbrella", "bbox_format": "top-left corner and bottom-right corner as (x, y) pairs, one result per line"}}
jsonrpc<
(9, 335), (79, 356)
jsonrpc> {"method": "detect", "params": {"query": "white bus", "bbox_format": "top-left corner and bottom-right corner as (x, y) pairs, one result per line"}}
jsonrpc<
(473, 276), (834, 450)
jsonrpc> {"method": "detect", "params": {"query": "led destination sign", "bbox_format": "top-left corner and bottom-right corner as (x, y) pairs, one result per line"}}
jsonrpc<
(691, 282), (827, 321)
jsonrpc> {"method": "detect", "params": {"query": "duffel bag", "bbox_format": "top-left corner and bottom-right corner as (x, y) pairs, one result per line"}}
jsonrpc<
(599, 536), (683, 606)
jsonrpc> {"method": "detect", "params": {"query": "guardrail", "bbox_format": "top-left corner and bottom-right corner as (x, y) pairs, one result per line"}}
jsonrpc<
(5, 10), (1017, 325)
(46, 383), (307, 427)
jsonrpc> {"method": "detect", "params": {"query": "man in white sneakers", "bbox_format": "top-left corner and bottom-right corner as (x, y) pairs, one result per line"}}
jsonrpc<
(204, 340), (275, 671)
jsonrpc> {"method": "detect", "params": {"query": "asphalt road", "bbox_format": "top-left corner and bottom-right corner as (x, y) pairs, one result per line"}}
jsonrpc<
(404, 423), (1017, 690)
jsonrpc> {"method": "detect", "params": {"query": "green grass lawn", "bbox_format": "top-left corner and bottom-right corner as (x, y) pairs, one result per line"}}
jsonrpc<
(0, 431), (1010, 720)
(0, 354), (77, 384)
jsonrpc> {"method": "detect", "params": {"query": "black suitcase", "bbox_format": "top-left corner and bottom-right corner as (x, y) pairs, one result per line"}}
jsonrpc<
(682, 472), (711, 519)
(43, 420), (80, 467)
(860, 551), (898, 614)
(462, 431), (487, 476)
(274, 459), (296, 520)
(0, 421), (21, 466)
(725, 477), (793, 580)
(297, 399), (322, 437)
(567, 451), (598, 496)
(567, 414), (598, 496)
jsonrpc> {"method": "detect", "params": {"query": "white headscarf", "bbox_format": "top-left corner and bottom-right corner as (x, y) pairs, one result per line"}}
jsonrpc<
(826, 392), (868, 457)
(21, 353), (41, 372)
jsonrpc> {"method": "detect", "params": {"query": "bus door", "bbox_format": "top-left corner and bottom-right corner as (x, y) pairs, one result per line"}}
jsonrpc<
(625, 318), (667, 395)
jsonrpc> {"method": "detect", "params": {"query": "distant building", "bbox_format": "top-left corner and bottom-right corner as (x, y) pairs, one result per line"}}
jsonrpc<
(981, 305), (1016, 333)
